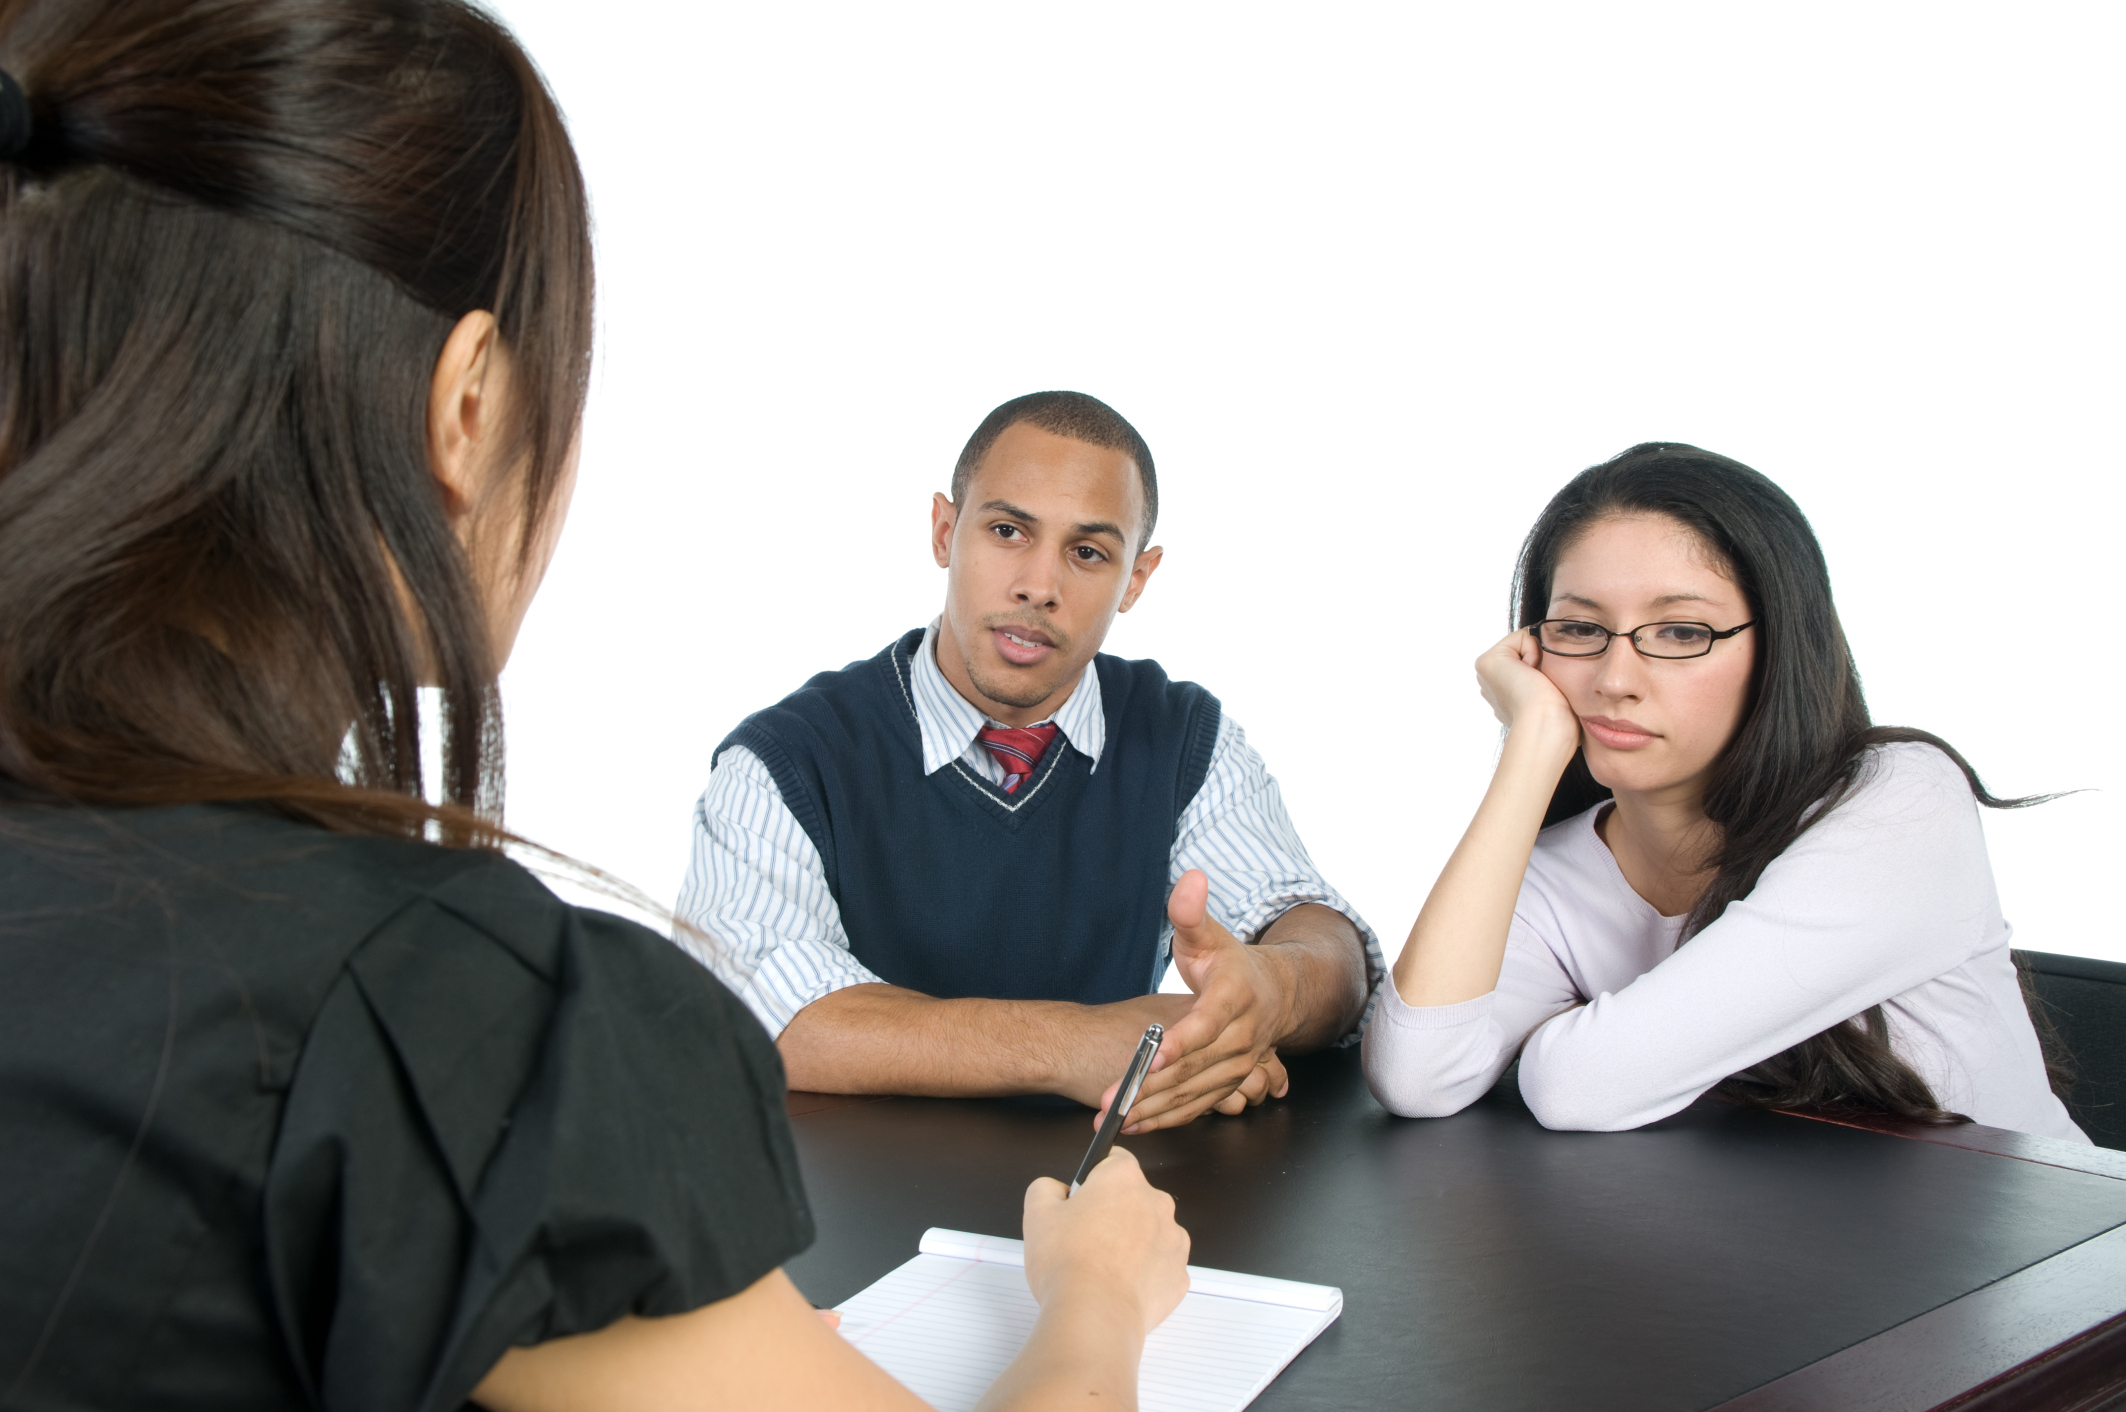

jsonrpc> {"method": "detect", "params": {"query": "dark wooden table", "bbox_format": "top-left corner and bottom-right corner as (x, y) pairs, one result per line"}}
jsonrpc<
(784, 1047), (2126, 1411)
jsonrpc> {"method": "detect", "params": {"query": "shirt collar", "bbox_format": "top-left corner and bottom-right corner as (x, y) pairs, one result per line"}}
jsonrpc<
(910, 618), (1106, 776)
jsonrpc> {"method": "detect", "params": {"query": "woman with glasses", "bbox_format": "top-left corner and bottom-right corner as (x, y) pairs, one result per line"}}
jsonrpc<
(1363, 443), (2082, 1140)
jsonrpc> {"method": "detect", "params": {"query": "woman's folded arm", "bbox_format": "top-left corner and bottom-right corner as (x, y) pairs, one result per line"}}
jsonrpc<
(1364, 918), (1584, 1117)
(1518, 746), (1995, 1131)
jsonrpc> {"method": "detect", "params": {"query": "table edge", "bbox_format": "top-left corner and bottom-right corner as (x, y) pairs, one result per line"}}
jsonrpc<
(1711, 1222), (2126, 1412)
(790, 1085), (2126, 1410)
(787, 1090), (891, 1119)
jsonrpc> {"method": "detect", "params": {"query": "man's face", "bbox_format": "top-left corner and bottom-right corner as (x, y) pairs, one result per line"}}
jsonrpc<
(930, 422), (1163, 726)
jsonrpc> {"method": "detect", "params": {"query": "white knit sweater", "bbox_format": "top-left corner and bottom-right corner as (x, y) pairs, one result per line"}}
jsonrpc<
(1363, 743), (2086, 1142)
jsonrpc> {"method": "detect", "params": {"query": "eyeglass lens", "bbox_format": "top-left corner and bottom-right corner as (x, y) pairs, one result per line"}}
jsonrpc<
(1537, 619), (1718, 659)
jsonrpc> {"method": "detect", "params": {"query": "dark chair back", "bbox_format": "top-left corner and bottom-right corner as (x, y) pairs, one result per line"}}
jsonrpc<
(2016, 949), (2126, 1151)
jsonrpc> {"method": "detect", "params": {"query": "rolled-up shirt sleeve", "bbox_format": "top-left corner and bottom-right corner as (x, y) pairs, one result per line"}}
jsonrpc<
(1170, 714), (1385, 1043)
(673, 745), (882, 1037)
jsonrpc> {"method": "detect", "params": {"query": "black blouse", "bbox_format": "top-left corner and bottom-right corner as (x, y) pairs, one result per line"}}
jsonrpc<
(0, 800), (814, 1410)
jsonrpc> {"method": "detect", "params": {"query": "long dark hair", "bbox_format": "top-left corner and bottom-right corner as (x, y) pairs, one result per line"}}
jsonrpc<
(0, 0), (591, 838)
(1514, 442), (2052, 1124)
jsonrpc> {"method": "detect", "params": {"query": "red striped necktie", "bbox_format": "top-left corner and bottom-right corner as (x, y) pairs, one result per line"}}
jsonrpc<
(976, 723), (1060, 794)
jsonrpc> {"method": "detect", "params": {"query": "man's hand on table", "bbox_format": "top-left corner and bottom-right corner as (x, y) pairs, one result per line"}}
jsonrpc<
(1095, 870), (1297, 1135)
(776, 882), (1361, 1120)
(1051, 992), (1195, 1109)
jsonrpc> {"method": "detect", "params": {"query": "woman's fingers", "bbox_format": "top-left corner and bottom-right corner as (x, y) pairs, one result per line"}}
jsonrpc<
(1021, 1150), (1191, 1333)
(1476, 629), (1533, 725)
(1477, 627), (1577, 736)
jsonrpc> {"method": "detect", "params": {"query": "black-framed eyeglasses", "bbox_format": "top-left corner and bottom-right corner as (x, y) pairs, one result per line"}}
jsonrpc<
(1534, 618), (1756, 660)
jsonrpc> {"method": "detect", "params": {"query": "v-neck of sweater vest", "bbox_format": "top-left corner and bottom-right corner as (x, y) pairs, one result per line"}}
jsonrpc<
(892, 642), (1078, 820)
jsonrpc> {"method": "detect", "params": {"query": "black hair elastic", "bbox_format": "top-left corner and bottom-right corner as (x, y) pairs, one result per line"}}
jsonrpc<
(0, 68), (30, 161)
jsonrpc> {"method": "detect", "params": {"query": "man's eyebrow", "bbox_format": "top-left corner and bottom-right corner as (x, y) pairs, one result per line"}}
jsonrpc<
(979, 501), (1127, 544)
(979, 499), (1038, 523)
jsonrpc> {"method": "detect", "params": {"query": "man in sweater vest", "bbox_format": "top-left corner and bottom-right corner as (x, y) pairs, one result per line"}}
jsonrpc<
(677, 392), (1381, 1130)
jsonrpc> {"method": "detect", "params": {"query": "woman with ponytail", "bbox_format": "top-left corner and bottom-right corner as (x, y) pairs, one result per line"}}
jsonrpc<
(0, 2), (1187, 1408)
(1363, 443), (2082, 1141)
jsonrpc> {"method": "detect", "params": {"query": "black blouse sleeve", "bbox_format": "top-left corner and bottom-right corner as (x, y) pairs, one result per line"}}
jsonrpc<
(262, 858), (814, 1412)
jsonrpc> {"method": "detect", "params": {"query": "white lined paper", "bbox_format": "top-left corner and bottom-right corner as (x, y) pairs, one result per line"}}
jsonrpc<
(835, 1229), (1342, 1412)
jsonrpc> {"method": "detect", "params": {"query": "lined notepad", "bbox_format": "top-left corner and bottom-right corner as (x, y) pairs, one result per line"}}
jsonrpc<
(834, 1228), (1342, 1412)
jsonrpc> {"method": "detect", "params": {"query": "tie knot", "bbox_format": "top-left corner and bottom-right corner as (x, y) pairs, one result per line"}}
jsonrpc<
(977, 723), (1061, 794)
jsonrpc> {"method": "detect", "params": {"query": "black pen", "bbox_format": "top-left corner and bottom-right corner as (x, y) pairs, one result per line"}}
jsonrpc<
(1069, 1023), (1164, 1193)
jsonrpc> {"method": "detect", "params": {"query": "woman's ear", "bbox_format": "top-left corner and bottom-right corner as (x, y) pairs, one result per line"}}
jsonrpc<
(427, 311), (503, 523)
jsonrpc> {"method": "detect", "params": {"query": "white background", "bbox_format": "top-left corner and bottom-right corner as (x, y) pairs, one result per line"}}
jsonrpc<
(486, 2), (2123, 965)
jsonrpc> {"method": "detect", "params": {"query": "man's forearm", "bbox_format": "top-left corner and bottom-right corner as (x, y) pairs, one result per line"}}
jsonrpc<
(1255, 903), (1371, 1052)
(777, 983), (1184, 1103)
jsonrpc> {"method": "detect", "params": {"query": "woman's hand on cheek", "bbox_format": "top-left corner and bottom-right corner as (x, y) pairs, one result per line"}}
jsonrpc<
(1476, 630), (1580, 747)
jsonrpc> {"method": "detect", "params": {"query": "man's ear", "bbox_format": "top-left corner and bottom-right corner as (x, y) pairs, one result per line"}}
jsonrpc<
(1117, 543), (1164, 613)
(931, 491), (958, 568)
(427, 311), (502, 523)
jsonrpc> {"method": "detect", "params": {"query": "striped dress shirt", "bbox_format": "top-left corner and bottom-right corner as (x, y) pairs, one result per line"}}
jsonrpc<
(675, 620), (1383, 1041)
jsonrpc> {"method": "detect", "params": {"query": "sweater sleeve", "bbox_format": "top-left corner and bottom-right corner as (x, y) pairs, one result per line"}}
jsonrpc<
(1517, 744), (1996, 1131)
(1361, 907), (1584, 1118)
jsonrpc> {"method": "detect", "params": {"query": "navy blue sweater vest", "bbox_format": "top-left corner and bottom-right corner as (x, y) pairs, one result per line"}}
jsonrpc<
(720, 629), (1221, 1006)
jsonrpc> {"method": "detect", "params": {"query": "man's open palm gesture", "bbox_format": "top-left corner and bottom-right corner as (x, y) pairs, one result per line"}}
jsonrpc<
(1101, 870), (1293, 1132)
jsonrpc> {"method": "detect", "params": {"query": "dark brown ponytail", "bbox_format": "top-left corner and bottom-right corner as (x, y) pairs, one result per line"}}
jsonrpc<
(0, 0), (591, 838)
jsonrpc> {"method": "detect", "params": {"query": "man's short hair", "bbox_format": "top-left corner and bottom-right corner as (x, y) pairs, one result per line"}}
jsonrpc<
(951, 391), (1158, 551)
